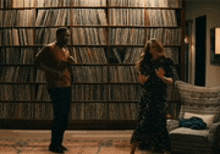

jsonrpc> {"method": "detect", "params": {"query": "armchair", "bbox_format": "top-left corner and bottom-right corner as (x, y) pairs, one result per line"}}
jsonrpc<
(168, 81), (220, 154)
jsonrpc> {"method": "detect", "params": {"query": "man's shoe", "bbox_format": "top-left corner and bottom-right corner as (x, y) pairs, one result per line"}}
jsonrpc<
(49, 144), (64, 153)
(61, 145), (68, 151)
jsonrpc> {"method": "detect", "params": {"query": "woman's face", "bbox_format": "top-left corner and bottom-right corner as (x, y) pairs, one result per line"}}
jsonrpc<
(149, 41), (160, 58)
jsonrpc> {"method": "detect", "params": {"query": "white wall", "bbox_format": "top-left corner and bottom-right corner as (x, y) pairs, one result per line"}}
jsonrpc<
(185, 0), (220, 87)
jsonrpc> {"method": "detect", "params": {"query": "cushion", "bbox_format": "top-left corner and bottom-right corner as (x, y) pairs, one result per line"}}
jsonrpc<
(183, 112), (215, 127)
(170, 127), (210, 143)
(174, 81), (220, 122)
(170, 127), (209, 137)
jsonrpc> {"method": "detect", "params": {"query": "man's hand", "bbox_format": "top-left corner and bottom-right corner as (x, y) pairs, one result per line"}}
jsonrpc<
(66, 56), (77, 64)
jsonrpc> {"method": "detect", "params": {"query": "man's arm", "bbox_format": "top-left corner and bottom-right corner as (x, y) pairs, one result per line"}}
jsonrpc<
(34, 47), (63, 78)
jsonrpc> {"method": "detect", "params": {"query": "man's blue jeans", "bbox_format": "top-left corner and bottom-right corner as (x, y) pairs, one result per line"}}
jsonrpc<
(48, 87), (71, 146)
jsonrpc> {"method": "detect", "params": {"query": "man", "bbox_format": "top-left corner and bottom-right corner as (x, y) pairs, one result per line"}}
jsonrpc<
(34, 27), (76, 153)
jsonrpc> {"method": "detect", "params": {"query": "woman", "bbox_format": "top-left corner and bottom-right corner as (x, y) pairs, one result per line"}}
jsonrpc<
(130, 38), (174, 154)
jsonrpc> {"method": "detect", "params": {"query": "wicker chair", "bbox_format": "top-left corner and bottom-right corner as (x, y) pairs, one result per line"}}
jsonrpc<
(168, 81), (220, 154)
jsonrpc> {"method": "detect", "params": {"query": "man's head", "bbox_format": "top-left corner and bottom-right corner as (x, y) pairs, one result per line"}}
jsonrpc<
(56, 27), (70, 45)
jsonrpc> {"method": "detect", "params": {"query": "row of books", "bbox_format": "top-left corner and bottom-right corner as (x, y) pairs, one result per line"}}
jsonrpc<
(36, 66), (140, 83)
(70, 103), (139, 120)
(37, 8), (107, 27)
(0, 28), (108, 46)
(0, 10), (35, 27)
(69, 103), (109, 120)
(0, 9), (179, 27)
(70, 9), (107, 26)
(0, 66), (109, 83)
(1, 65), (140, 83)
(36, 28), (108, 45)
(1, 0), (182, 8)
(108, 47), (142, 64)
(70, 66), (109, 83)
(109, 28), (145, 45)
(0, 47), (178, 65)
(69, 103), (139, 120)
(1, 66), (138, 83)
(0, 85), (37, 101)
(109, 9), (178, 27)
(0, 84), (141, 101)
(108, 84), (141, 101)
(35, 28), (57, 45)
(0, 84), (50, 101)
(0, 0), (12, 8)
(0, 48), (36, 64)
(69, 47), (108, 64)
(109, 0), (182, 8)
(109, 28), (181, 45)
(118, 47), (143, 64)
(108, 66), (139, 83)
(71, 28), (107, 45)
(35, 9), (71, 27)
(146, 28), (182, 45)
(0, 103), (51, 120)
(0, 66), (35, 82)
(72, 85), (109, 101)
(0, 102), (139, 120)
(1, 29), (34, 46)
(109, 103), (138, 120)
(35, 28), (107, 45)
(36, 9), (107, 27)
(146, 9), (178, 27)
(109, 9), (145, 26)
(0, 28), (181, 46)
(0, 0), (107, 8)
(0, 64), (178, 84)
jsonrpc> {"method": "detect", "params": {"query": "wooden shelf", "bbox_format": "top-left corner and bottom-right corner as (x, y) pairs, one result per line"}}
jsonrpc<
(0, 44), (181, 48)
(0, 0), (185, 129)
(0, 82), (140, 85)
(0, 100), (179, 104)
(0, 6), (182, 10)
(0, 63), (136, 66)
(0, 100), (139, 104)
(0, 26), (182, 29)
(0, 119), (137, 129)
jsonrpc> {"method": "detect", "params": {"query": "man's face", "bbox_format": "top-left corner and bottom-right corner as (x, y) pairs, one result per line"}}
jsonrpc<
(58, 30), (70, 45)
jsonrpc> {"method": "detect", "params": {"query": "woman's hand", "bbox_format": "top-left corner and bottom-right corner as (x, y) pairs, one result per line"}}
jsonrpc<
(139, 74), (149, 84)
(155, 67), (165, 79)
(155, 67), (173, 84)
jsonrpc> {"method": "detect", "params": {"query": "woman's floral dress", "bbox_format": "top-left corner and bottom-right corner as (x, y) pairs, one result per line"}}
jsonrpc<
(130, 57), (175, 153)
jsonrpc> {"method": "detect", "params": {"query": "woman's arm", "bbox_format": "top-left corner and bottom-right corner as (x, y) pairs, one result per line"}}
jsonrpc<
(160, 76), (173, 84)
(155, 67), (173, 84)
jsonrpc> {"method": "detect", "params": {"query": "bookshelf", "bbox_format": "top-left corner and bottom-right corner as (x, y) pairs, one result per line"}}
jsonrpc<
(0, 0), (184, 129)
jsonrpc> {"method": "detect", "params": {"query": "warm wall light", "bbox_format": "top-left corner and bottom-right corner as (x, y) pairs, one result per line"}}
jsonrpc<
(215, 28), (220, 54)
(210, 27), (220, 65)
(184, 35), (189, 44)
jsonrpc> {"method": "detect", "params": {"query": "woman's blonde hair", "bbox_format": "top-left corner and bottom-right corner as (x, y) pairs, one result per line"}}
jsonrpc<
(136, 38), (166, 72)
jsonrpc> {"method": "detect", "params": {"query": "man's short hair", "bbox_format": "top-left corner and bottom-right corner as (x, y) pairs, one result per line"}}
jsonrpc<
(56, 27), (68, 36)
